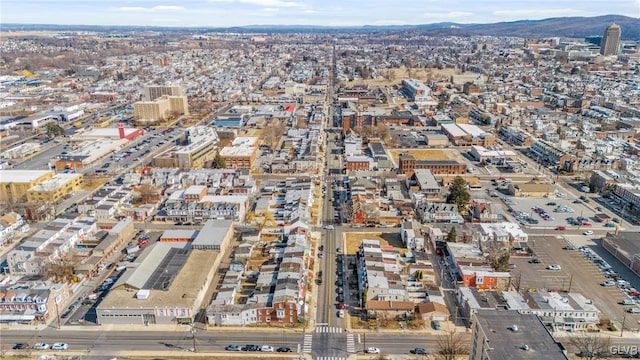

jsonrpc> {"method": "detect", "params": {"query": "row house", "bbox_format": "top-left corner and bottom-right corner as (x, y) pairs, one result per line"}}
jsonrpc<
(158, 194), (248, 223)
(416, 201), (464, 224)
(473, 222), (528, 246)
(356, 240), (408, 307)
(0, 212), (26, 247)
(0, 283), (72, 324)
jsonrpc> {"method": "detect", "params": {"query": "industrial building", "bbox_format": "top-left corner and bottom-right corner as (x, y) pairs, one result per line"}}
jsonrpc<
(53, 139), (126, 170)
(96, 242), (220, 325)
(73, 123), (144, 142)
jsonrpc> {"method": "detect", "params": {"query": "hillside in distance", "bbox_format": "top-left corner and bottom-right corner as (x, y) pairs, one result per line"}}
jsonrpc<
(457, 15), (640, 40)
(3, 15), (640, 40)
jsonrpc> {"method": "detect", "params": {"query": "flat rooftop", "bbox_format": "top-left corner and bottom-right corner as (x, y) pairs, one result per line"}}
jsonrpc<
(474, 309), (568, 360)
(0, 170), (53, 184)
(100, 247), (219, 309)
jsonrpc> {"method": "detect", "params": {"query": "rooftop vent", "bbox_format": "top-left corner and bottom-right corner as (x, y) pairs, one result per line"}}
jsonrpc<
(510, 325), (519, 332)
(521, 344), (529, 351)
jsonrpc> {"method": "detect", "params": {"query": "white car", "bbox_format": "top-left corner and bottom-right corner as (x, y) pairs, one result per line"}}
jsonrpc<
(601, 281), (616, 287)
(546, 264), (561, 271)
(51, 343), (68, 350)
(33, 343), (50, 350)
(583, 230), (594, 235)
(366, 347), (381, 354)
(338, 310), (345, 318)
(261, 345), (274, 352)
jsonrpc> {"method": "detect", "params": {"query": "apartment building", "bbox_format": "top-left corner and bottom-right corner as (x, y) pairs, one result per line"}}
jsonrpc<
(134, 95), (189, 123)
(0, 170), (55, 202)
(26, 173), (83, 203)
(144, 85), (184, 101)
(219, 137), (258, 170)
(398, 154), (467, 176)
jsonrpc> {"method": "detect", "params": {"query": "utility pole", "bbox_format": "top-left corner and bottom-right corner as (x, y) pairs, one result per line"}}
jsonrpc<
(55, 297), (61, 330)
(191, 326), (197, 353)
(621, 309), (628, 337)
(567, 274), (573, 292)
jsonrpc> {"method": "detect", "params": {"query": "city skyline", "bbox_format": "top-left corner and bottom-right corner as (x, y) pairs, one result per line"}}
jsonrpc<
(1, 0), (639, 28)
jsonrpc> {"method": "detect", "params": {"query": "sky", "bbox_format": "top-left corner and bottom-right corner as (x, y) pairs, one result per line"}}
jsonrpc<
(2, 0), (639, 27)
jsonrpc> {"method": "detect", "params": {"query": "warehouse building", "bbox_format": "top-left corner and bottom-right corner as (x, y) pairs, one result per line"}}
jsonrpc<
(96, 242), (220, 325)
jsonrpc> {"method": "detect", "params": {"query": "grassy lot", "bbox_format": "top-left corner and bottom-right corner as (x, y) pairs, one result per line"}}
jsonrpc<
(344, 67), (460, 87)
(81, 177), (110, 191)
(344, 232), (405, 255)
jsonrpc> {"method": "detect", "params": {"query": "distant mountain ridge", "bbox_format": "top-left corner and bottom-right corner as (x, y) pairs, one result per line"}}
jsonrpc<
(3, 15), (640, 40)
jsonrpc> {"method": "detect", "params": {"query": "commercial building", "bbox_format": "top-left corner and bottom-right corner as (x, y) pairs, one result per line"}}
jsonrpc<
(134, 95), (189, 123)
(345, 156), (372, 171)
(398, 153), (467, 176)
(144, 85), (184, 101)
(191, 219), (234, 251)
(1, 142), (40, 160)
(600, 23), (622, 56)
(73, 123), (144, 142)
(470, 145), (518, 163)
(602, 231), (640, 276)
(507, 182), (555, 197)
(401, 78), (432, 103)
(470, 310), (569, 360)
(26, 173), (83, 203)
(97, 243), (220, 325)
(441, 123), (495, 147)
(0, 170), (55, 202)
(153, 126), (219, 170)
(54, 139), (126, 170)
(219, 137), (258, 170)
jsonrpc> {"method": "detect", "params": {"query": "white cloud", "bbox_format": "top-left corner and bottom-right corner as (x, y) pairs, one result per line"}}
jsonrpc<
(209, 0), (304, 7)
(118, 7), (148, 12)
(118, 5), (185, 13)
(492, 8), (587, 19)
(262, 7), (280, 12)
(152, 6), (185, 11)
(424, 11), (473, 20)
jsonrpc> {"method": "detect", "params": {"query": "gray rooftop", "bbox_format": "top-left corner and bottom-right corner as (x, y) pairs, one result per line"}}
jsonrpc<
(473, 309), (568, 360)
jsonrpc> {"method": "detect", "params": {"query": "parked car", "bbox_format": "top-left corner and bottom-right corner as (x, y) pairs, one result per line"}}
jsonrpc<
(620, 300), (637, 305)
(33, 343), (50, 350)
(627, 308), (640, 313)
(338, 310), (345, 318)
(12, 343), (29, 350)
(583, 230), (594, 235)
(562, 245), (575, 250)
(605, 223), (616, 227)
(410, 348), (428, 355)
(601, 281), (616, 287)
(51, 343), (68, 350)
(242, 344), (260, 351)
(225, 345), (241, 351)
(276, 347), (292, 352)
(546, 264), (561, 271)
(366, 347), (381, 354)
(528, 258), (541, 264)
(261, 345), (274, 352)
(555, 226), (566, 231)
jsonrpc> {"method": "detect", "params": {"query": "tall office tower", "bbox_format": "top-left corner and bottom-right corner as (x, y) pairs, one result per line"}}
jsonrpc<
(144, 85), (184, 101)
(600, 23), (621, 56)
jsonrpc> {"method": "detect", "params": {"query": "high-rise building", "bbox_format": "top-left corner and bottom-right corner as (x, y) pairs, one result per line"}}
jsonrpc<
(134, 95), (189, 123)
(144, 85), (184, 101)
(600, 23), (621, 56)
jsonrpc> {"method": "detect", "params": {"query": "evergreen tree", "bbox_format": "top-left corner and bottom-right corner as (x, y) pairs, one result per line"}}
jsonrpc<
(212, 152), (226, 169)
(446, 177), (470, 213)
(446, 227), (457, 242)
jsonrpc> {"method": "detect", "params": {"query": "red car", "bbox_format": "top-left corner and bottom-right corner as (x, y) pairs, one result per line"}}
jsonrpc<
(555, 226), (566, 231)
(583, 223), (592, 227)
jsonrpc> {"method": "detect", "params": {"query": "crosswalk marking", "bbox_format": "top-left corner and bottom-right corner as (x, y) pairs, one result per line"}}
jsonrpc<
(303, 334), (313, 353)
(346, 333), (355, 353)
(315, 357), (346, 360)
(315, 326), (343, 333)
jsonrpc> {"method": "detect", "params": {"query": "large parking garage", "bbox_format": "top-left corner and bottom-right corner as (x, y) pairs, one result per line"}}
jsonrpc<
(511, 235), (640, 330)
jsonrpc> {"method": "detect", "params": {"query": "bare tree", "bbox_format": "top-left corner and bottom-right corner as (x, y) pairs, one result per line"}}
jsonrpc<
(41, 254), (77, 283)
(436, 329), (469, 360)
(136, 184), (158, 204)
(567, 333), (612, 360)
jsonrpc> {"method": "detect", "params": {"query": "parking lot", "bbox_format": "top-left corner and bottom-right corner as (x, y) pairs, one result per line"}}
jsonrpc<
(512, 235), (640, 329)
(505, 195), (603, 230)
